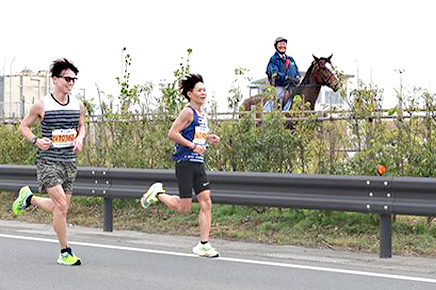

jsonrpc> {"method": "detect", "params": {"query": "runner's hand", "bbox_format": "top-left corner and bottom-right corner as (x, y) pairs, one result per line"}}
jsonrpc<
(36, 137), (52, 151)
(193, 145), (205, 155)
(207, 134), (220, 144)
(73, 137), (83, 153)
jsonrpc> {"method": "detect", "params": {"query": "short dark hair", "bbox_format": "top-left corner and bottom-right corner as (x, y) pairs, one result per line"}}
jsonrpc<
(179, 73), (204, 101)
(50, 58), (79, 77)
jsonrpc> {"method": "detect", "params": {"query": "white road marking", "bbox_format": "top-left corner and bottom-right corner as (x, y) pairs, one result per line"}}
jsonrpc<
(1, 233), (435, 284)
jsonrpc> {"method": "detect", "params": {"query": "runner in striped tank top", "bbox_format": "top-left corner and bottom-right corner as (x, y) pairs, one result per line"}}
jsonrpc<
(12, 58), (85, 266)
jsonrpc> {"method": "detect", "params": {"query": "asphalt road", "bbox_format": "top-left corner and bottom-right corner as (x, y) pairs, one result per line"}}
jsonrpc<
(0, 220), (435, 290)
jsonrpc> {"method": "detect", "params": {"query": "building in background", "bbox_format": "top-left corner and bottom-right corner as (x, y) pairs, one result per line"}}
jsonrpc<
(0, 69), (50, 119)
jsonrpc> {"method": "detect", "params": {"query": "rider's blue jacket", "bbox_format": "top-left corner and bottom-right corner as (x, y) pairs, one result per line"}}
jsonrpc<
(266, 52), (300, 88)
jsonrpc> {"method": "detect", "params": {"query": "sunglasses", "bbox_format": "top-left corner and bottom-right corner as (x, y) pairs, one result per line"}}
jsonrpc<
(59, 76), (78, 83)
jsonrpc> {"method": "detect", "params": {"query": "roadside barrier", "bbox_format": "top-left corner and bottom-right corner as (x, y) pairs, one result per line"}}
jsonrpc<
(2, 164), (435, 258)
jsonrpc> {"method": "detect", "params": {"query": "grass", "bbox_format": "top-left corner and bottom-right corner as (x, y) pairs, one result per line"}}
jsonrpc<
(1, 191), (436, 257)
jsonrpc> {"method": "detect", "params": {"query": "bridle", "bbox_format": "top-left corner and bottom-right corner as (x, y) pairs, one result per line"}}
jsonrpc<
(311, 60), (339, 90)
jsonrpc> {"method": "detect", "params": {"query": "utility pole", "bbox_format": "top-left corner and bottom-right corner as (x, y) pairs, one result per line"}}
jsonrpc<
(121, 47), (126, 83)
(9, 57), (16, 118)
(354, 58), (360, 89)
(2, 59), (6, 77)
(1, 59), (6, 117)
(395, 69), (405, 110)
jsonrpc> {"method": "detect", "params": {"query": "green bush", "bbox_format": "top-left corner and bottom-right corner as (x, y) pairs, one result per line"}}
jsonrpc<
(2, 51), (436, 257)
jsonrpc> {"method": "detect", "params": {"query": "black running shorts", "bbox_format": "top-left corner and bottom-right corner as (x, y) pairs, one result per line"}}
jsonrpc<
(175, 161), (210, 198)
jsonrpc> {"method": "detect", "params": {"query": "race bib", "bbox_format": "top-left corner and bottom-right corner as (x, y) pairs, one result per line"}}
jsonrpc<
(193, 126), (208, 145)
(52, 129), (77, 148)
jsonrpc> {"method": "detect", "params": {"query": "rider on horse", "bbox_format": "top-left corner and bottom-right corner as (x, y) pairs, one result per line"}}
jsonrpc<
(265, 37), (301, 111)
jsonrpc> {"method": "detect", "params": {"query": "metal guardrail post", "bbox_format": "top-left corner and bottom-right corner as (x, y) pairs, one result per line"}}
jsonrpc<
(379, 214), (392, 258)
(103, 196), (113, 232)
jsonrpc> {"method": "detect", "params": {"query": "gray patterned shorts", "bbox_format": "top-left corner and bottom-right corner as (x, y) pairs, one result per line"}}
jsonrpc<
(36, 159), (77, 194)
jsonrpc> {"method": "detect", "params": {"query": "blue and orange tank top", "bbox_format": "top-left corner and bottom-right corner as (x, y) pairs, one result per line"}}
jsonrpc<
(171, 106), (208, 163)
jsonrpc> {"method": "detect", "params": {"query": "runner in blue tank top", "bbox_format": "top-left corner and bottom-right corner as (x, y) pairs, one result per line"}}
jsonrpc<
(171, 104), (208, 163)
(141, 73), (221, 257)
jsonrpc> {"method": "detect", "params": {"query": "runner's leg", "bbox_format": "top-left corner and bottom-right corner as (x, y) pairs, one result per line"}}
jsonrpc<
(46, 184), (71, 249)
(196, 190), (212, 242)
(158, 194), (192, 214)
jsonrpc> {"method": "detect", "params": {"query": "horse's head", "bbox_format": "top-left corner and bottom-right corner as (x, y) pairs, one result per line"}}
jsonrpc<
(311, 54), (340, 92)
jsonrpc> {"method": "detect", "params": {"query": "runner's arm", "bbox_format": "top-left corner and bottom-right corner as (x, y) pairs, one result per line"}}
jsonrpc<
(19, 100), (43, 142)
(168, 107), (194, 148)
(73, 102), (86, 153)
(19, 100), (51, 151)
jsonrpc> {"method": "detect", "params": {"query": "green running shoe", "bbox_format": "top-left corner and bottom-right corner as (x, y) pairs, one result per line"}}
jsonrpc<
(12, 186), (33, 215)
(141, 182), (165, 209)
(192, 241), (219, 258)
(57, 251), (81, 266)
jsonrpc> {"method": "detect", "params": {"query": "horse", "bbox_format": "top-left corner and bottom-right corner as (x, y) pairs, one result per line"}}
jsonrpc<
(241, 54), (340, 112)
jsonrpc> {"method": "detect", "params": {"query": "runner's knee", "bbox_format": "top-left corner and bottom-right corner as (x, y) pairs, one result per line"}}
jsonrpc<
(178, 204), (191, 214)
(177, 198), (192, 214)
(197, 192), (212, 211)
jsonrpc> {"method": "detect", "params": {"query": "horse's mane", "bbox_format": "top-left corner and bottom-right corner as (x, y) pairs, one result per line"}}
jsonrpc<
(300, 61), (315, 85)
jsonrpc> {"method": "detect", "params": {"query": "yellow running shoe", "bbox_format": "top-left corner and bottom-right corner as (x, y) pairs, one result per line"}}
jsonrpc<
(12, 186), (33, 215)
(57, 251), (81, 266)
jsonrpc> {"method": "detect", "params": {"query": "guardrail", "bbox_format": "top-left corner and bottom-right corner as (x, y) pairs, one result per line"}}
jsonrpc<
(1, 164), (436, 259)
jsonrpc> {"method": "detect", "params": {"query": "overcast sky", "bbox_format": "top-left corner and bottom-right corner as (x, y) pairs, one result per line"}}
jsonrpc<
(1, 0), (433, 110)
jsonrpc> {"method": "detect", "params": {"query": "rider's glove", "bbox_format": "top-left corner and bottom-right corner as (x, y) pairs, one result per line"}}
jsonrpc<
(293, 76), (301, 85)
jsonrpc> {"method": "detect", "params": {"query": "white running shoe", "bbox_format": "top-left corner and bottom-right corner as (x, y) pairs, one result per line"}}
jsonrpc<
(141, 182), (165, 209)
(192, 241), (219, 258)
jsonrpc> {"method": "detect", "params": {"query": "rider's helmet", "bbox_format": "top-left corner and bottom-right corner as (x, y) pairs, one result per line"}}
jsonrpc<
(274, 37), (287, 49)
